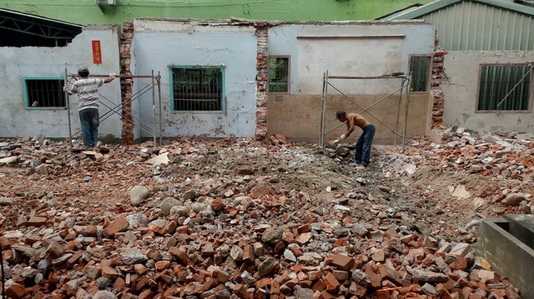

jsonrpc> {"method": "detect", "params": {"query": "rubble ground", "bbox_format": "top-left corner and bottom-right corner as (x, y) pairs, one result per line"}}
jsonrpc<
(0, 132), (532, 299)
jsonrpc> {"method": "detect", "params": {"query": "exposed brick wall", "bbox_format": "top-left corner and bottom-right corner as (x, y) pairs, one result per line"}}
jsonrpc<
(430, 47), (448, 128)
(119, 22), (134, 145)
(255, 25), (269, 140)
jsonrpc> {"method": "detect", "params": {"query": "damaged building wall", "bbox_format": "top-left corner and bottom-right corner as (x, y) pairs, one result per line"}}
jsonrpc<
(381, 0), (534, 135)
(268, 94), (431, 144)
(0, 25), (122, 139)
(442, 51), (534, 133)
(131, 19), (258, 138)
(267, 21), (436, 143)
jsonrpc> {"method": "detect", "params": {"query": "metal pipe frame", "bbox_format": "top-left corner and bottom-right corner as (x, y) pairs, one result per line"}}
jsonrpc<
(65, 71), (163, 145)
(320, 71), (411, 147)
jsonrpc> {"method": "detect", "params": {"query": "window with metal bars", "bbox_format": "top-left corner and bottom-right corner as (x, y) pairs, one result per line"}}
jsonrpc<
(478, 64), (532, 111)
(409, 55), (431, 92)
(268, 56), (289, 93)
(24, 78), (66, 108)
(171, 67), (223, 111)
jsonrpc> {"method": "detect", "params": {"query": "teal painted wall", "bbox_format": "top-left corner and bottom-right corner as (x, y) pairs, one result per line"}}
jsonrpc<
(0, 0), (435, 24)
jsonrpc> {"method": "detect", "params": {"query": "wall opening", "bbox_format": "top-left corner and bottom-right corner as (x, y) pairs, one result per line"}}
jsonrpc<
(477, 64), (533, 112)
(170, 66), (224, 112)
(24, 78), (66, 108)
(268, 56), (290, 93)
(409, 55), (431, 92)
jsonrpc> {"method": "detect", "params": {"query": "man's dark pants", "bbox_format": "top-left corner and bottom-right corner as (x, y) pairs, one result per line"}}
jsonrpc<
(355, 124), (376, 167)
(79, 108), (99, 148)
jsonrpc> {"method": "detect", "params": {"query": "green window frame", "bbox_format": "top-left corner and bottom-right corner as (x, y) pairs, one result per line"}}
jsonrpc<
(170, 66), (224, 112)
(268, 56), (290, 93)
(23, 78), (66, 109)
(409, 55), (431, 92)
(477, 64), (532, 112)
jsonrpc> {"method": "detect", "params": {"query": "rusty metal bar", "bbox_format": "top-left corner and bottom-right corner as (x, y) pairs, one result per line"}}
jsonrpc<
(328, 75), (408, 80)
(320, 71), (328, 148)
(395, 78), (404, 146)
(152, 70), (156, 145)
(157, 72), (163, 145)
(402, 74), (411, 153)
(64, 67), (72, 148)
(68, 74), (154, 79)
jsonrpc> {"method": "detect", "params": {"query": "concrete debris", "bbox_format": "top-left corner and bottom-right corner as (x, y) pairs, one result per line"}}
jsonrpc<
(0, 133), (529, 298)
(145, 152), (169, 165)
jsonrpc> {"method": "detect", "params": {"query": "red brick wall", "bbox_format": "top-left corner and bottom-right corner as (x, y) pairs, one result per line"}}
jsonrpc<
(120, 22), (134, 145)
(431, 47), (448, 128)
(255, 25), (269, 140)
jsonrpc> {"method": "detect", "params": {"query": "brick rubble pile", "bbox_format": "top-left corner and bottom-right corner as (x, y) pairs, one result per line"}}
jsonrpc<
(0, 135), (528, 298)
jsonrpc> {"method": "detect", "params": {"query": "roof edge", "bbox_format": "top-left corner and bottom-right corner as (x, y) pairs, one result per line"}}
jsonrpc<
(132, 17), (431, 27)
(0, 8), (83, 27)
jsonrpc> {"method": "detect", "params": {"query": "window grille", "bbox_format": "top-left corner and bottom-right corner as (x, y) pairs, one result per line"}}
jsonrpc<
(478, 64), (531, 111)
(268, 57), (289, 93)
(409, 56), (431, 92)
(171, 67), (223, 111)
(24, 78), (66, 108)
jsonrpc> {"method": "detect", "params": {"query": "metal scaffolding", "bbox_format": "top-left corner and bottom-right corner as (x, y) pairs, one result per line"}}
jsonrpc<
(320, 71), (412, 151)
(64, 68), (163, 147)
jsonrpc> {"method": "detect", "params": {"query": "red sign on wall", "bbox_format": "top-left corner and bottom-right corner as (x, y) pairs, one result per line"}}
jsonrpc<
(92, 40), (102, 64)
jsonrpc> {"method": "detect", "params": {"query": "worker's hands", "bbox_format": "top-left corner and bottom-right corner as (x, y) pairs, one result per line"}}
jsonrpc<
(63, 85), (69, 92)
(331, 139), (340, 145)
(339, 134), (347, 140)
(109, 73), (116, 79)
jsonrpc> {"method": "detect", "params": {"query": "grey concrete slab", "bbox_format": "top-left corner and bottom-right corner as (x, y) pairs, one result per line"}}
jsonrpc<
(477, 218), (534, 299)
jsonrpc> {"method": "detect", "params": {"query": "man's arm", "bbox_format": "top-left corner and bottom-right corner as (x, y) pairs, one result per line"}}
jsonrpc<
(63, 84), (75, 95)
(339, 117), (355, 140)
(103, 73), (116, 84)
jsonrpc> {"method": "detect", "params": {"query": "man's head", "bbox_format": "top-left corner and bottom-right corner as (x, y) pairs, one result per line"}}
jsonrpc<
(335, 111), (347, 122)
(78, 66), (89, 78)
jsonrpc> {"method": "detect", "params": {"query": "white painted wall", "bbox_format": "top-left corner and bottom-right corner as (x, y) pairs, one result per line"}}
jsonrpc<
(268, 21), (436, 94)
(442, 51), (534, 133)
(132, 20), (258, 138)
(0, 25), (122, 139)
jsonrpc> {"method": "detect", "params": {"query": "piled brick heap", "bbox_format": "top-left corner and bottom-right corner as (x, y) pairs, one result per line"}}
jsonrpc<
(0, 137), (525, 298)
(399, 130), (534, 183)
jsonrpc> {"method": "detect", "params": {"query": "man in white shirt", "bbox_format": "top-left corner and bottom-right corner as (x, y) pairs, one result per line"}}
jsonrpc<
(65, 66), (115, 149)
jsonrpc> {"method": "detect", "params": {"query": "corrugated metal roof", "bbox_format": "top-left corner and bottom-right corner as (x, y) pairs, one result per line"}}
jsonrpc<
(382, 0), (534, 19)
(423, 1), (533, 50)
(381, 0), (534, 50)
(0, 8), (83, 27)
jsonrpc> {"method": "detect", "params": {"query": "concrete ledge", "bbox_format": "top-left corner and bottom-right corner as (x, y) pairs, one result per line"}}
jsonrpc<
(504, 214), (534, 250)
(477, 217), (534, 298)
